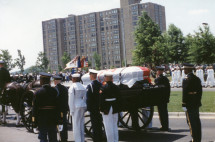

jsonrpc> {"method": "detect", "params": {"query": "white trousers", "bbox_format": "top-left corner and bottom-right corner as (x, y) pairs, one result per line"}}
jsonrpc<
(72, 107), (86, 142)
(206, 75), (214, 87)
(102, 107), (118, 142)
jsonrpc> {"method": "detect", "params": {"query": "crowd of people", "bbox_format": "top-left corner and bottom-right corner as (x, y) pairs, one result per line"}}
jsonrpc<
(0, 60), (205, 142)
(161, 64), (215, 88)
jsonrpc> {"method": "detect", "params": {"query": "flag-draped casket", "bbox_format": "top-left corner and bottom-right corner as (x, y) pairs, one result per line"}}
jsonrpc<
(82, 66), (151, 88)
(82, 66), (167, 110)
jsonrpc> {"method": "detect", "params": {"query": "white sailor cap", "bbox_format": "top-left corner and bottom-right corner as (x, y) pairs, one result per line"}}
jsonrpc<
(72, 73), (80, 77)
(104, 71), (113, 76)
(89, 69), (98, 74)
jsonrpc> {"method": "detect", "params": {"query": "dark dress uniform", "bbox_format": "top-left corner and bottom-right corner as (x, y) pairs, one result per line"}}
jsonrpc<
(155, 73), (171, 131)
(55, 83), (69, 142)
(182, 72), (202, 142)
(32, 84), (60, 142)
(86, 80), (103, 142)
(0, 64), (11, 114)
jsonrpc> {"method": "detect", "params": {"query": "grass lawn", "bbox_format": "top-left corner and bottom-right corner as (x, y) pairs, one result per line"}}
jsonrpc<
(154, 91), (215, 112)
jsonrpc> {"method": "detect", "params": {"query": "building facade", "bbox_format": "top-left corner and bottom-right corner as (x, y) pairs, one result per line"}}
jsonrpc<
(42, 0), (166, 71)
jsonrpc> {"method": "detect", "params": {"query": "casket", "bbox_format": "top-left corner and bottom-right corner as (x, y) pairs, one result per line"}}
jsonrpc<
(81, 66), (151, 88)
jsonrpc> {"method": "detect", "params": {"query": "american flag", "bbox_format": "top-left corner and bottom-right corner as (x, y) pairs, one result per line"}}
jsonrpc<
(84, 56), (88, 67)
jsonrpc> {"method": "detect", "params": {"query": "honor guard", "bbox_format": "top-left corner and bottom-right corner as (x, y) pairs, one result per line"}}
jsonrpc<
(53, 75), (69, 142)
(32, 72), (62, 142)
(0, 60), (11, 124)
(86, 69), (103, 142)
(100, 71), (120, 142)
(155, 66), (171, 131)
(68, 73), (87, 142)
(182, 63), (202, 142)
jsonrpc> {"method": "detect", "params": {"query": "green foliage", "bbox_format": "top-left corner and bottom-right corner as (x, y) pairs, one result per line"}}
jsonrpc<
(0, 50), (15, 71)
(164, 24), (188, 63)
(187, 26), (215, 64)
(15, 49), (25, 73)
(61, 52), (71, 68)
(58, 65), (62, 72)
(93, 52), (101, 70)
(167, 91), (215, 112)
(25, 65), (42, 74)
(36, 51), (49, 72)
(133, 12), (163, 67)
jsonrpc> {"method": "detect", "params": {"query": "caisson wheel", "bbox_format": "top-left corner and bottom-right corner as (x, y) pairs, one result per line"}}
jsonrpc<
(118, 106), (154, 130)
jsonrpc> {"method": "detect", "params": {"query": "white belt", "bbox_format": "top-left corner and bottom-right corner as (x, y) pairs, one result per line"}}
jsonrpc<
(105, 98), (116, 101)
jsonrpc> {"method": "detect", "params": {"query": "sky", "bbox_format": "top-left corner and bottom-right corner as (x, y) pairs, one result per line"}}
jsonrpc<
(0, 0), (215, 71)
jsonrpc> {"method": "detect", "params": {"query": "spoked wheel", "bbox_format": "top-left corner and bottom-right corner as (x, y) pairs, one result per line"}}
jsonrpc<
(84, 112), (106, 139)
(20, 90), (34, 132)
(118, 106), (154, 130)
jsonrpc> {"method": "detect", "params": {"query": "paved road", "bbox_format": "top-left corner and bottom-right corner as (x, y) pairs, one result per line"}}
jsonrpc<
(0, 110), (215, 142)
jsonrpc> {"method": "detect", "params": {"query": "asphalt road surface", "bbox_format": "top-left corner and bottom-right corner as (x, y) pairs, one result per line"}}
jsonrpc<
(0, 110), (215, 142)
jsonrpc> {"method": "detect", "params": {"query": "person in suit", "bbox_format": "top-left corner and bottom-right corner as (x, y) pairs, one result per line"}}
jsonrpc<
(0, 60), (11, 124)
(182, 63), (202, 142)
(155, 66), (171, 131)
(53, 75), (69, 142)
(68, 73), (87, 142)
(32, 72), (62, 142)
(86, 69), (103, 142)
(100, 71), (120, 142)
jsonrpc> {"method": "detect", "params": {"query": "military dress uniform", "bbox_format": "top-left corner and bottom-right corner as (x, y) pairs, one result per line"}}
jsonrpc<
(100, 77), (120, 142)
(0, 61), (11, 124)
(32, 73), (60, 142)
(68, 73), (87, 142)
(86, 70), (103, 142)
(54, 76), (69, 142)
(182, 64), (202, 142)
(155, 66), (171, 131)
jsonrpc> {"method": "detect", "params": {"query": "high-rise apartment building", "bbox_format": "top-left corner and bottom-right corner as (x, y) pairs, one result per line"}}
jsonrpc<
(42, 0), (166, 71)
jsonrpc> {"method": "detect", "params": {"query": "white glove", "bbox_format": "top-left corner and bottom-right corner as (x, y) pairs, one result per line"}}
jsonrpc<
(182, 107), (187, 111)
(33, 128), (39, 134)
(58, 125), (63, 132)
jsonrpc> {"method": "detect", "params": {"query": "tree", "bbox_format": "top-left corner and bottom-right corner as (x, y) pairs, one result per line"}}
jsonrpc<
(188, 25), (215, 64)
(93, 52), (101, 70)
(0, 50), (15, 71)
(36, 51), (49, 72)
(165, 24), (188, 63)
(15, 49), (25, 73)
(133, 12), (164, 67)
(61, 52), (71, 68)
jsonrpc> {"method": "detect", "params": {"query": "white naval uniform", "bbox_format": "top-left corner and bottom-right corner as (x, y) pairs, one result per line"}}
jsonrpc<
(180, 70), (186, 86)
(171, 70), (178, 87)
(176, 70), (181, 87)
(196, 69), (205, 86)
(69, 82), (87, 142)
(206, 69), (215, 87)
(102, 106), (118, 142)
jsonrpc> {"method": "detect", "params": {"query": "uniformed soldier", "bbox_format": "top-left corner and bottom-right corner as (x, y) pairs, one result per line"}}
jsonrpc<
(0, 60), (11, 124)
(53, 75), (69, 142)
(32, 72), (62, 142)
(86, 69), (103, 142)
(182, 63), (202, 142)
(100, 71), (120, 142)
(155, 66), (171, 131)
(68, 73), (87, 142)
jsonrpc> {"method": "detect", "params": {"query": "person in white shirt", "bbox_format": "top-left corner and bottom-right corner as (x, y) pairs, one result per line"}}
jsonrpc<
(68, 73), (87, 142)
(205, 66), (214, 87)
(176, 67), (181, 87)
(199, 66), (205, 86)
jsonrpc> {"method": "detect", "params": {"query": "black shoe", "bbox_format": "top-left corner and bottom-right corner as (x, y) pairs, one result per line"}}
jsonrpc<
(159, 127), (170, 131)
